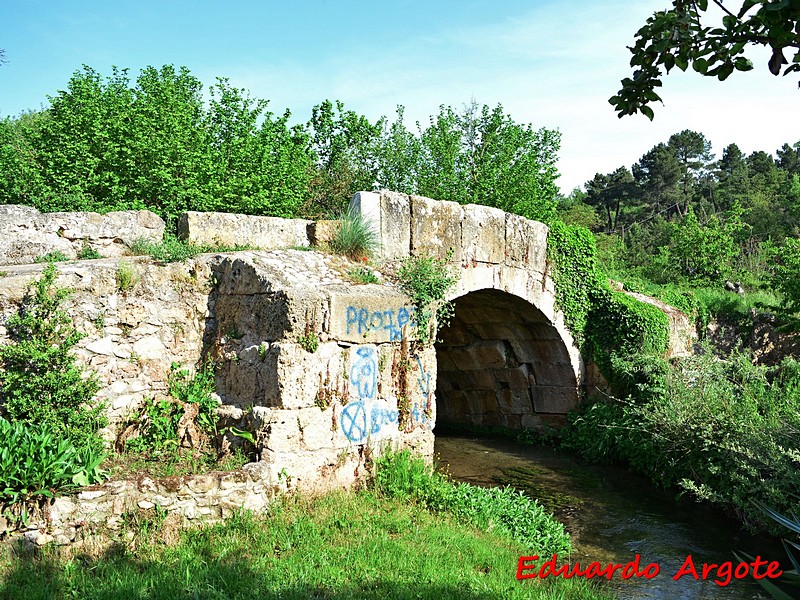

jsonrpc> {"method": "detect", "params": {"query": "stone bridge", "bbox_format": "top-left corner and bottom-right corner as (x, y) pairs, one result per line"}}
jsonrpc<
(0, 192), (588, 501)
(350, 191), (583, 429)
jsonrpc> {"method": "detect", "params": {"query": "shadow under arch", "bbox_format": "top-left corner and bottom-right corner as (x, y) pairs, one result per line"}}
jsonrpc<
(435, 288), (580, 430)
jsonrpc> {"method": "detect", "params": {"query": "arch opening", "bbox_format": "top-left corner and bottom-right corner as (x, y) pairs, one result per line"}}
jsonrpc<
(434, 289), (579, 430)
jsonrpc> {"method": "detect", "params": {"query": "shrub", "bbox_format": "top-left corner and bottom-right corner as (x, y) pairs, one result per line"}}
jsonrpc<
(77, 244), (102, 260)
(328, 206), (378, 260)
(563, 348), (800, 534)
(0, 264), (105, 452)
(347, 266), (379, 284)
(373, 450), (571, 556)
(0, 418), (106, 505)
(396, 251), (457, 345)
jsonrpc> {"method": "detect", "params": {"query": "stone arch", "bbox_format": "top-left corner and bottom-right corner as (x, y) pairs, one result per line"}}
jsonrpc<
(436, 288), (581, 429)
(350, 189), (586, 424)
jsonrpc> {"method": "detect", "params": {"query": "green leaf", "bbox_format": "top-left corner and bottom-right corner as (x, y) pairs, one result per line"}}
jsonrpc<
(692, 58), (709, 74)
(640, 105), (655, 120)
(675, 55), (689, 71)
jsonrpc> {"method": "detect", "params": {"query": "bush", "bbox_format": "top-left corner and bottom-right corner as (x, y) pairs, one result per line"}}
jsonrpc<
(0, 418), (105, 505)
(396, 252), (457, 345)
(373, 450), (571, 556)
(0, 264), (105, 452)
(564, 348), (800, 533)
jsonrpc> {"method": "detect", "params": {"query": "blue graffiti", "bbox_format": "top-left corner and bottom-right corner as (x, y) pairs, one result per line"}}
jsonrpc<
(346, 306), (415, 341)
(415, 355), (431, 399)
(370, 404), (400, 434)
(341, 401), (367, 442)
(341, 399), (422, 442)
(349, 346), (377, 400)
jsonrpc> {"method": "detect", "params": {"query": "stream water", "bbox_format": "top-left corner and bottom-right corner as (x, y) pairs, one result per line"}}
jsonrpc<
(434, 434), (786, 600)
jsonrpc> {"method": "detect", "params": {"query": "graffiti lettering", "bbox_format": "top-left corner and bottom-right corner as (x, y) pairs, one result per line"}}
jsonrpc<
(340, 399), (429, 443)
(345, 306), (415, 341)
(349, 346), (377, 400)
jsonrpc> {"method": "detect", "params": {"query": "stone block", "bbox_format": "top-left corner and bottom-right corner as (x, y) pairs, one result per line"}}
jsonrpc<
(461, 204), (505, 264)
(328, 289), (417, 343)
(497, 388), (533, 413)
(410, 195), (462, 261)
(308, 220), (340, 246)
(531, 386), (579, 414)
(349, 192), (381, 237)
(444, 340), (506, 370)
(493, 365), (533, 389)
(177, 212), (311, 249)
(379, 190), (411, 259)
(505, 214), (548, 271)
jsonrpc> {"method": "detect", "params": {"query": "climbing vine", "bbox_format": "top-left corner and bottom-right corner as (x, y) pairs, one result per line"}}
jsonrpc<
(546, 221), (670, 386)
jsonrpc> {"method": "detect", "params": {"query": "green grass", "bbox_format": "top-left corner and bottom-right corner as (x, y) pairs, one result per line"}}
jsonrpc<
(0, 491), (611, 600)
(129, 235), (254, 263)
(328, 206), (379, 260)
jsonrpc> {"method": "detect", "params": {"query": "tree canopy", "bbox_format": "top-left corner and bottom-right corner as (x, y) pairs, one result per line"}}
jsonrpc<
(610, 0), (800, 119)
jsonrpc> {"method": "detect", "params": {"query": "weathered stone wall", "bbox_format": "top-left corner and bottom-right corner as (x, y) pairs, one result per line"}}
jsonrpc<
(6, 463), (273, 548)
(0, 258), (212, 438)
(208, 251), (435, 492)
(0, 205), (164, 266)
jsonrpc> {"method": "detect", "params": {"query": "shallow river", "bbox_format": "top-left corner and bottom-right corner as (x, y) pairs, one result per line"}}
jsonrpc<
(435, 435), (786, 600)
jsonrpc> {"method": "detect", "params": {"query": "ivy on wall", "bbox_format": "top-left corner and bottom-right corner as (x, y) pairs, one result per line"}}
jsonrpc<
(547, 221), (670, 387)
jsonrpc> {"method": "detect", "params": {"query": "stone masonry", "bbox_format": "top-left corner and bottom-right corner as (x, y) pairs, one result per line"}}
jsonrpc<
(0, 191), (697, 544)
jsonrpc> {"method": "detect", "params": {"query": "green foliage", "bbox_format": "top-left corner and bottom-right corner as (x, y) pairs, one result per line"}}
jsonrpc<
(167, 362), (218, 434)
(611, 1), (800, 119)
(396, 252), (458, 346)
(0, 264), (105, 452)
(3, 65), (311, 226)
(328, 206), (378, 260)
(297, 332), (320, 354)
(34, 250), (69, 263)
(0, 418), (106, 505)
(305, 99), (383, 216)
(127, 363), (218, 456)
(373, 450), (572, 557)
(547, 221), (601, 345)
(547, 220), (670, 385)
(347, 266), (379, 284)
(772, 237), (800, 314)
(77, 244), (102, 260)
(125, 398), (183, 455)
(115, 261), (137, 291)
(667, 207), (744, 283)
(587, 287), (671, 379)
(564, 349), (800, 534)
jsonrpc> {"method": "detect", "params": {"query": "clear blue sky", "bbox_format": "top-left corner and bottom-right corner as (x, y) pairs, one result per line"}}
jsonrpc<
(2, 0), (799, 193)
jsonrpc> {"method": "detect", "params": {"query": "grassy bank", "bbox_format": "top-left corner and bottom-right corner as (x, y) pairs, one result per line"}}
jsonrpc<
(0, 455), (612, 600)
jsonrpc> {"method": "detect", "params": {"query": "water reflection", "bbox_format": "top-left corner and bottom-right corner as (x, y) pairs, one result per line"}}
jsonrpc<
(435, 435), (783, 600)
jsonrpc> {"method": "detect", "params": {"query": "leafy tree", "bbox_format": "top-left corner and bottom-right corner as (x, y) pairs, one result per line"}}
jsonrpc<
(584, 166), (640, 232)
(305, 99), (383, 217)
(667, 129), (713, 215)
(610, 0), (800, 119)
(777, 141), (800, 176)
(633, 142), (682, 217)
(414, 101), (560, 222)
(669, 206), (744, 281)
